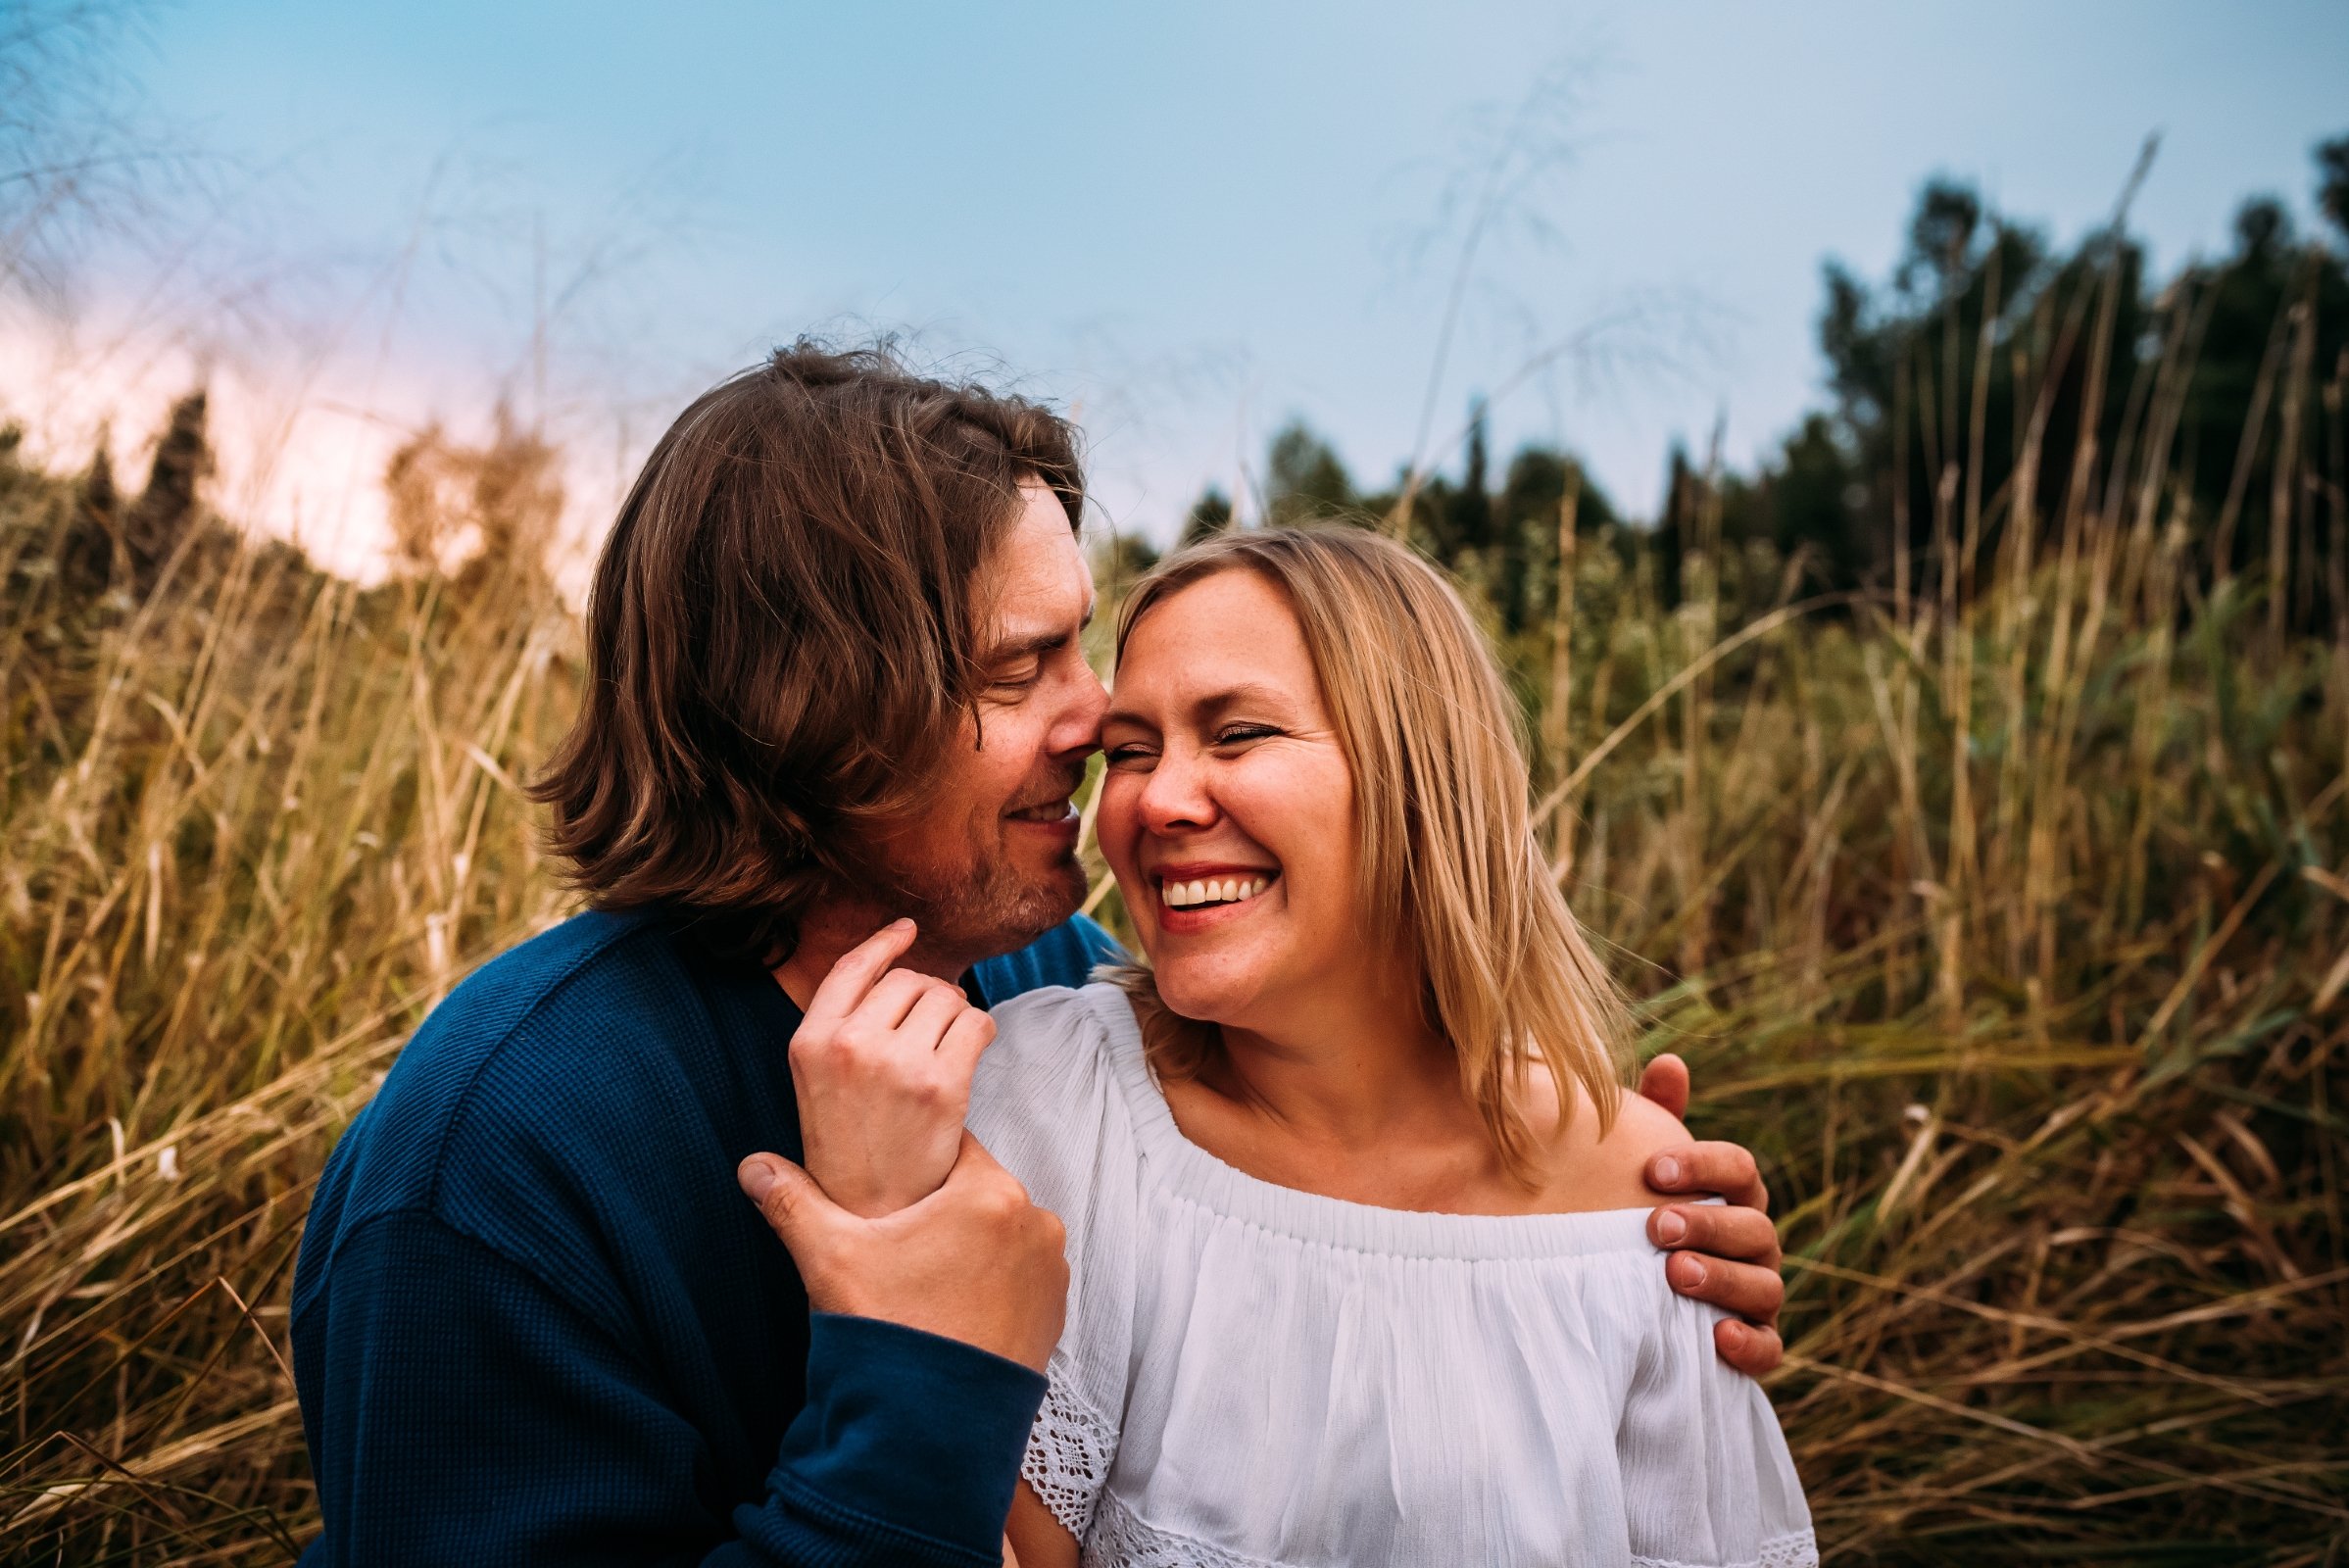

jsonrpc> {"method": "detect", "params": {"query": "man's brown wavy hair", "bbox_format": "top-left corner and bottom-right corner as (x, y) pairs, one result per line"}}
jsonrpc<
(530, 340), (1084, 964)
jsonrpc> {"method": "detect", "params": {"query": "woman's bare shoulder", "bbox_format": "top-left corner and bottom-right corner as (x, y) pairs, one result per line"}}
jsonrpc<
(1534, 1077), (1690, 1213)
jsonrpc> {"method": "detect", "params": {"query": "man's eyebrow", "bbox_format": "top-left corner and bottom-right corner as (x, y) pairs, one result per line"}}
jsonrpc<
(981, 601), (1094, 664)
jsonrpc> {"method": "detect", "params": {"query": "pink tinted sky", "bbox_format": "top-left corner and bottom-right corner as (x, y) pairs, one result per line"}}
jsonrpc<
(4, 0), (2344, 575)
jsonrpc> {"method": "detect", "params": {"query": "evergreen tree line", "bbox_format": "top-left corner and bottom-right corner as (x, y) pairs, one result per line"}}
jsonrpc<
(1139, 134), (2349, 642)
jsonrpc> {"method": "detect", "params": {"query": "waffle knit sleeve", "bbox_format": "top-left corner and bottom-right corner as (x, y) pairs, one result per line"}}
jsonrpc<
(298, 1205), (1045, 1567)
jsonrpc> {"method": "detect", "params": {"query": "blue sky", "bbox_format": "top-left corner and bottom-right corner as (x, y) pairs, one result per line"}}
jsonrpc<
(56, 1), (2349, 544)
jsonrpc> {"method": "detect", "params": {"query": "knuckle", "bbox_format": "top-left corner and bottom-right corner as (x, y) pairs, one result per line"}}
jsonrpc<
(976, 1176), (1028, 1223)
(797, 1031), (853, 1069)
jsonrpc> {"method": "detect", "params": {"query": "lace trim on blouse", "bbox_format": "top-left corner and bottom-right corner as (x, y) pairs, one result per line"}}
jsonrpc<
(1079, 1492), (1820, 1568)
(1630, 1535), (1822, 1568)
(1021, 1369), (1120, 1541)
(1081, 1492), (1289, 1568)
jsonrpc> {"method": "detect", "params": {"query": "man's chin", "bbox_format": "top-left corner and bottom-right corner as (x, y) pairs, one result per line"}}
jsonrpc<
(1012, 859), (1089, 938)
(903, 856), (1088, 966)
(1004, 860), (1090, 946)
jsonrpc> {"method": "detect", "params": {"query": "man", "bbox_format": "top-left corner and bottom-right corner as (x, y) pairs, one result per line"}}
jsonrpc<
(290, 342), (1786, 1567)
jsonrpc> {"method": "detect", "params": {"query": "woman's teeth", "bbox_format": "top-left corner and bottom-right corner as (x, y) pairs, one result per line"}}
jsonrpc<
(1160, 875), (1271, 908)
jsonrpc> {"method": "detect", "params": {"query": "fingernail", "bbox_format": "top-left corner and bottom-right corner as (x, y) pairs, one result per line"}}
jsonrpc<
(1654, 1208), (1687, 1246)
(738, 1158), (777, 1200)
(1674, 1255), (1707, 1291)
(893, 917), (915, 932)
(1653, 1156), (1682, 1187)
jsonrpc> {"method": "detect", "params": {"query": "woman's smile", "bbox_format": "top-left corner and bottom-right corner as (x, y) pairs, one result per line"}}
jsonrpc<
(1151, 863), (1282, 930)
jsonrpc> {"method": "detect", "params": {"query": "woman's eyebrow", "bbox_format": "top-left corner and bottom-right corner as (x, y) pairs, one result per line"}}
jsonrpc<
(1197, 683), (1293, 718)
(1101, 698), (1154, 730)
(1105, 684), (1293, 730)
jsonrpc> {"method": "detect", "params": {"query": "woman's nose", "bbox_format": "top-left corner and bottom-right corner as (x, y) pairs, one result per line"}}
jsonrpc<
(1136, 746), (1216, 833)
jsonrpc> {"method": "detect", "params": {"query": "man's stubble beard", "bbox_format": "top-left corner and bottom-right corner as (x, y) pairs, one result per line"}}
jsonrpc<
(881, 815), (1089, 967)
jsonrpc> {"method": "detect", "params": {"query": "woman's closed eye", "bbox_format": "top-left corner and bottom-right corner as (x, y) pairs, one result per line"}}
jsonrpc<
(1103, 721), (1283, 768)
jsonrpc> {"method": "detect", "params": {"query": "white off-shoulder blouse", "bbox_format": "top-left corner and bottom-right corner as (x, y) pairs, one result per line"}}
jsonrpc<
(965, 984), (1817, 1568)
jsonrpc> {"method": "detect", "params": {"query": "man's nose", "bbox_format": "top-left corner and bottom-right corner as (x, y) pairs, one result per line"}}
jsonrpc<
(1053, 665), (1111, 757)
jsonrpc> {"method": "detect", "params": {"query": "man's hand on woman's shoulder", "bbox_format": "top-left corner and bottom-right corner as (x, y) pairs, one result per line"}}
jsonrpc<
(1635, 1052), (1787, 1378)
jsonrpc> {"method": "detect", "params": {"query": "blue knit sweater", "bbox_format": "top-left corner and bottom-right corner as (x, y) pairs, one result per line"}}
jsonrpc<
(291, 907), (1124, 1566)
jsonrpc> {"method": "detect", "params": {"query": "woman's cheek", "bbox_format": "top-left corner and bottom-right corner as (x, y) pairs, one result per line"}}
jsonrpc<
(1096, 774), (1146, 884)
(1228, 756), (1323, 864)
(1256, 757), (1351, 930)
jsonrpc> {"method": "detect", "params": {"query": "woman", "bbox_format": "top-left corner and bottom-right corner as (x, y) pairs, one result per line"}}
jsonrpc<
(968, 527), (1814, 1568)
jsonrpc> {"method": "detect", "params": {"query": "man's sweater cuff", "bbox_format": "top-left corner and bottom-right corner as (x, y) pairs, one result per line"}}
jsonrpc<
(773, 1312), (1049, 1554)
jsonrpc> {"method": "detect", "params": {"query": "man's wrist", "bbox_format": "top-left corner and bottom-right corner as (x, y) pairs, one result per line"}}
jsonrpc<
(773, 1313), (1048, 1554)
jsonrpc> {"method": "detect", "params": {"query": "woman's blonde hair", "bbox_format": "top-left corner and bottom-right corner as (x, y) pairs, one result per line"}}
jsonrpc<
(1104, 525), (1629, 1179)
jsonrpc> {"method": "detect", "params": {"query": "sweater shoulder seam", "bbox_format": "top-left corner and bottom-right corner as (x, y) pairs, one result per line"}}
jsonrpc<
(290, 1201), (619, 1347)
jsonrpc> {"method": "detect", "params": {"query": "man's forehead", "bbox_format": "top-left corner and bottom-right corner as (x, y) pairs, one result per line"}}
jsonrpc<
(979, 498), (1094, 649)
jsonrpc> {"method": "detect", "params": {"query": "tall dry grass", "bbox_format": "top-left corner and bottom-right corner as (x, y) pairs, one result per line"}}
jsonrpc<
(1, 259), (2345, 1563)
(1, 414), (580, 1561)
(1502, 244), (2349, 1556)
